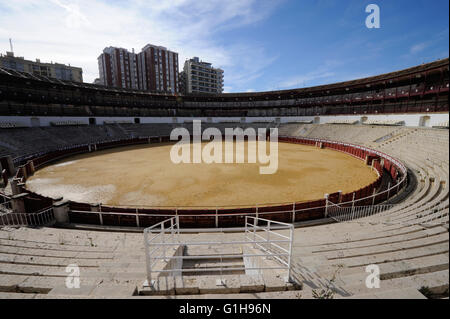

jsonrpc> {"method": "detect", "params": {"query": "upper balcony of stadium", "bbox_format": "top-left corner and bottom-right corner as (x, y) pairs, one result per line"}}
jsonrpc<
(0, 58), (448, 117)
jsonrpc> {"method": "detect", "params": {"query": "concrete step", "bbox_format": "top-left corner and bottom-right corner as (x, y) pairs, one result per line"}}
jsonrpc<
(322, 232), (449, 260)
(0, 238), (114, 253)
(314, 253), (449, 281)
(0, 292), (39, 299)
(300, 242), (449, 268)
(309, 226), (446, 253)
(343, 287), (427, 299)
(0, 253), (102, 267)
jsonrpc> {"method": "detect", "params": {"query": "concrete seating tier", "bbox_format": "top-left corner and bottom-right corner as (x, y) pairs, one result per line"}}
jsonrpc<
(0, 123), (448, 298)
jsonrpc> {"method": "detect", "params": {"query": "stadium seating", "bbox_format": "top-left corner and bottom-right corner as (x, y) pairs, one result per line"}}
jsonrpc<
(0, 57), (448, 298)
(0, 123), (448, 298)
(433, 121), (449, 129)
(0, 122), (28, 129)
(362, 119), (405, 126)
(326, 119), (359, 125)
(50, 121), (87, 127)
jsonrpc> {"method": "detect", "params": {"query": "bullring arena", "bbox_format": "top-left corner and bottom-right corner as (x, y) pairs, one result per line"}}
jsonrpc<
(25, 142), (378, 207)
(0, 58), (449, 299)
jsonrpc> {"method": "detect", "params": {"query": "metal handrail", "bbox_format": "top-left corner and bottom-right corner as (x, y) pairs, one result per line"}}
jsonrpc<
(143, 215), (295, 288)
(0, 207), (55, 227)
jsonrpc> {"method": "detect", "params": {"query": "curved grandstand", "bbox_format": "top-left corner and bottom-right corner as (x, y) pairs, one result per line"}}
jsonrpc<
(0, 59), (448, 299)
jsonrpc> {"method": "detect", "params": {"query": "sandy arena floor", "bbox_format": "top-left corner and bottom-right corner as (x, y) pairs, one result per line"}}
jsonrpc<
(25, 142), (378, 208)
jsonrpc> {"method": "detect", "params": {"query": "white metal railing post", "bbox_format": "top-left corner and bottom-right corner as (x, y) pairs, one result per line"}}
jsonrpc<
(161, 222), (167, 262)
(351, 192), (356, 220)
(136, 208), (139, 227)
(387, 182), (391, 199)
(291, 203), (295, 224)
(253, 215), (257, 249)
(324, 194), (329, 217)
(98, 204), (103, 226)
(144, 230), (152, 286)
(170, 217), (174, 243)
(215, 206), (218, 228)
(287, 225), (294, 282)
(266, 220), (271, 259)
(245, 216), (248, 236)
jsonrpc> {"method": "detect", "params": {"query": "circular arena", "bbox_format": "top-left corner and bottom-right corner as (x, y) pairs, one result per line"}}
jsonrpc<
(26, 141), (378, 207)
(0, 59), (448, 299)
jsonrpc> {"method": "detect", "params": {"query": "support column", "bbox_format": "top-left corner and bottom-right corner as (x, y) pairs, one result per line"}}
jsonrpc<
(1, 169), (7, 188)
(6, 156), (15, 176)
(21, 166), (28, 181)
(53, 200), (70, 224)
(91, 204), (103, 225)
(29, 161), (35, 175)
(10, 178), (22, 195)
(11, 193), (27, 215)
(324, 194), (329, 218)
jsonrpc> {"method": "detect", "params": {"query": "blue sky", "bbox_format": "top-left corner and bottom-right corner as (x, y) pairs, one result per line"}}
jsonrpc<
(0, 0), (448, 92)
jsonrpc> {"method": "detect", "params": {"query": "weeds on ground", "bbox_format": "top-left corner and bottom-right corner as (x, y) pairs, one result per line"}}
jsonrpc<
(312, 265), (343, 299)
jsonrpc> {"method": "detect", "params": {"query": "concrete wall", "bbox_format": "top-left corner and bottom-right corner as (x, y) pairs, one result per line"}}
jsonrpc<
(0, 113), (448, 128)
(159, 245), (184, 278)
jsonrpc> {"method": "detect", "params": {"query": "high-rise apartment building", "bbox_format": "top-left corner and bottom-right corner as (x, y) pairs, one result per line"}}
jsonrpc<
(98, 47), (139, 89)
(0, 51), (83, 82)
(182, 57), (223, 94)
(137, 44), (179, 93)
(98, 44), (179, 93)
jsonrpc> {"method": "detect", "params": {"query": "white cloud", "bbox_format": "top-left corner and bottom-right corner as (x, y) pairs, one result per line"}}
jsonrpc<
(223, 86), (233, 93)
(410, 42), (429, 54)
(0, 0), (281, 90)
(278, 71), (335, 89)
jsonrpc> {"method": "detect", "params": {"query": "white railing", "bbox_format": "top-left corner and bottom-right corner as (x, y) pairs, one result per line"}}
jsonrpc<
(143, 216), (294, 288)
(0, 200), (12, 213)
(326, 198), (449, 227)
(326, 201), (395, 222)
(0, 207), (55, 227)
(244, 216), (294, 280)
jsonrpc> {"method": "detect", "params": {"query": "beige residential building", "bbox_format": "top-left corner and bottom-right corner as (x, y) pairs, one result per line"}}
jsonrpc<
(182, 57), (224, 94)
(0, 51), (83, 82)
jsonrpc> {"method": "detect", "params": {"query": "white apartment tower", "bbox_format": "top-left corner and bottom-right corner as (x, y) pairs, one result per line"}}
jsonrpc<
(182, 57), (224, 94)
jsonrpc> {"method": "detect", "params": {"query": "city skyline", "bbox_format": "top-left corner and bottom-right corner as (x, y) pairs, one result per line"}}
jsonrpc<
(0, 0), (448, 93)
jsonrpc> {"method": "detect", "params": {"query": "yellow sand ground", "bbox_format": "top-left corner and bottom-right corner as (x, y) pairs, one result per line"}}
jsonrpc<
(26, 142), (378, 208)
